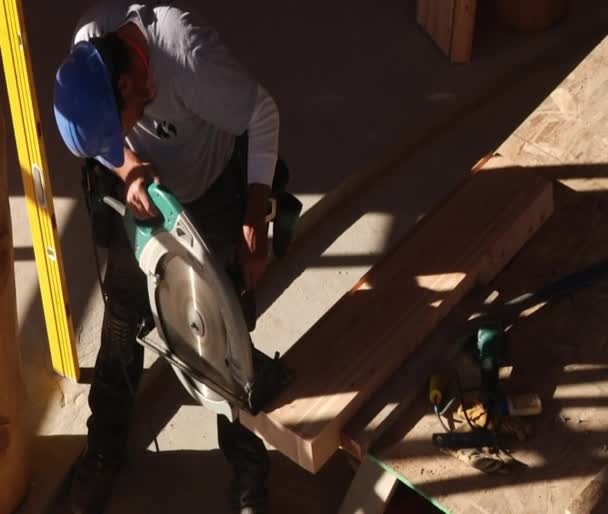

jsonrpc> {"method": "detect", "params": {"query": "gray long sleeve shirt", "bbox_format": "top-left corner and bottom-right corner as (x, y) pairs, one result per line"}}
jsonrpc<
(74, 1), (279, 202)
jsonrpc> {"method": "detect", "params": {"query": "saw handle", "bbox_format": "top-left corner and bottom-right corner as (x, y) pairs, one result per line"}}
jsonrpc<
(145, 183), (184, 228)
(123, 183), (186, 260)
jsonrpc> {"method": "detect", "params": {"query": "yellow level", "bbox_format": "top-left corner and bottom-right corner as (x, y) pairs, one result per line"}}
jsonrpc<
(0, 0), (79, 380)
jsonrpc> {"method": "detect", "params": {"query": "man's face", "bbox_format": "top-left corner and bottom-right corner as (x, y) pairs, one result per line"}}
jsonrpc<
(118, 73), (154, 134)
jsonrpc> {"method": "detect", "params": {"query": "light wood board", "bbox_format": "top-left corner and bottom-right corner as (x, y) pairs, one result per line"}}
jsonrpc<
(338, 455), (399, 514)
(417, 0), (477, 63)
(241, 162), (554, 473)
(340, 294), (482, 462)
(340, 156), (531, 460)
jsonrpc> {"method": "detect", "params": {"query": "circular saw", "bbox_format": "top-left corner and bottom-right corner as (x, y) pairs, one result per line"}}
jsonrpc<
(104, 183), (288, 421)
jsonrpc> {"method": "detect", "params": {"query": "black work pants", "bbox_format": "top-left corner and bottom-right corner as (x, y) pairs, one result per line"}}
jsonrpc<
(86, 150), (269, 487)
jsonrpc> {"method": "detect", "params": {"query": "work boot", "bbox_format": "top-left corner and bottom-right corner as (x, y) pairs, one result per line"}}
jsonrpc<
(229, 474), (268, 514)
(68, 446), (121, 514)
(217, 415), (270, 513)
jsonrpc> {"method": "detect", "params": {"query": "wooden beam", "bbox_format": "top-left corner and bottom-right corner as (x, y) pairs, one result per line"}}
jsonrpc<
(338, 455), (399, 514)
(0, 105), (30, 513)
(340, 299), (473, 461)
(0, 421), (10, 455)
(342, 157), (552, 461)
(240, 163), (554, 473)
(417, 0), (478, 63)
(566, 464), (608, 514)
(417, 0), (456, 59)
(450, 0), (477, 63)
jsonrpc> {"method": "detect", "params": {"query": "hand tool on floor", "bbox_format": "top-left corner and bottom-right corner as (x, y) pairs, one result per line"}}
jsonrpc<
(82, 161), (294, 421)
(432, 400), (514, 475)
(431, 397), (510, 474)
(431, 323), (508, 449)
(475, 323), (507, 420)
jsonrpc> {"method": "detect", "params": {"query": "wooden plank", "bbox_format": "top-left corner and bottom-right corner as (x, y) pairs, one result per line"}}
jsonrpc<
(450, 0), (477, 63)
(0, 421), (9, 454)
(340, 155), (545, 461)
(417, 0), (455, 57)
(338, 455), (399, 514)
(340, 298), (476, 461)
(417, 0), (477, 63)
(0, 105), (30, 514)
(240, 164), (554, 473)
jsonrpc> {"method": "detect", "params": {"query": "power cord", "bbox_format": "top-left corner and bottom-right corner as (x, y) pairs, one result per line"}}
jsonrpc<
(434, 404), (452, 433)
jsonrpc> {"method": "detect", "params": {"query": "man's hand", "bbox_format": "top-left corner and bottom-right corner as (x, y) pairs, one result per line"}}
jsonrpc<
(124, 163), (160, 219)
(239, 183), (271, 290)
(114, 147), (160, 220)
(240, 222), (269, 290)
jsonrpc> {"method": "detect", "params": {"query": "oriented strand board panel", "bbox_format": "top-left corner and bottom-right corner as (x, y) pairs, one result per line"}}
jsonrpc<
(240, 167), (554, 473)
(417, 0), (478, 63)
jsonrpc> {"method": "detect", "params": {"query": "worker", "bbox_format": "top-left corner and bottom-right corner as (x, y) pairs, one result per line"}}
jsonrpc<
(53, 2), (279, 513)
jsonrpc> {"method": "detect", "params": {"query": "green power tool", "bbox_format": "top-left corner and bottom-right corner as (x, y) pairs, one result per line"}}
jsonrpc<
(432, 323), (507, 450)
(476, 323), (508, 416)
(81, 160), (297, 420)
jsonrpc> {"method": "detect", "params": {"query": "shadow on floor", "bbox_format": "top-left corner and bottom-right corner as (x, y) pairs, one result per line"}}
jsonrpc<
(44, 446), (353, 514)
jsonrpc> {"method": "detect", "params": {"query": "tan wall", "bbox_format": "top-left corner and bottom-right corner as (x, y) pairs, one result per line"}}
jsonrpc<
(0, 109), (30, 512)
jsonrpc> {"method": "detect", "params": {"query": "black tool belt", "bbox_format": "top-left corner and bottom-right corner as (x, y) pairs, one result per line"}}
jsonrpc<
(81, 158), (121, 249)
(81, 141), (303, 258)
(232, 134), (303, 259)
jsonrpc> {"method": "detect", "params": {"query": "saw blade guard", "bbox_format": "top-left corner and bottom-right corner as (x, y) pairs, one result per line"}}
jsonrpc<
(128, 184), (255, 398)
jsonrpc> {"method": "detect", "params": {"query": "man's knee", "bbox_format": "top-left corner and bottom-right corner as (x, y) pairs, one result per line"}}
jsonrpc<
(98, 302), (144, 372)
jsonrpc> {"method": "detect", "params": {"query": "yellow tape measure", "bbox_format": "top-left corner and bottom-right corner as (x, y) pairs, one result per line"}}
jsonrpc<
(0, 0), (79, 380)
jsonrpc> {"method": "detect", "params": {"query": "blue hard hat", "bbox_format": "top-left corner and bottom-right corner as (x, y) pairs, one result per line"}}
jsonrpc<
(54, 41), (124, 168)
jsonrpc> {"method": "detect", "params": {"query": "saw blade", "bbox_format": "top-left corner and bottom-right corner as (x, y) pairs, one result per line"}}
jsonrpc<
(155, 251), (240, 396)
